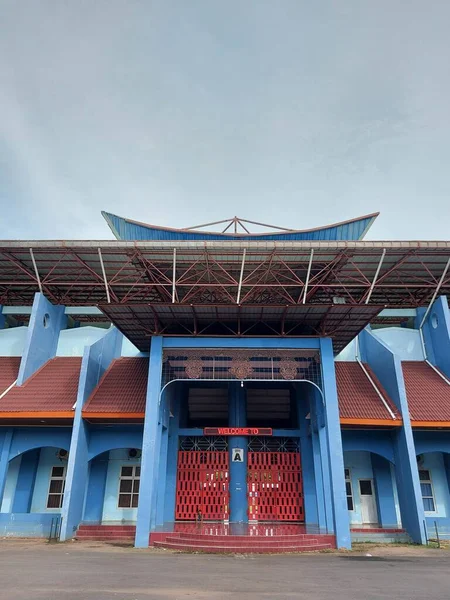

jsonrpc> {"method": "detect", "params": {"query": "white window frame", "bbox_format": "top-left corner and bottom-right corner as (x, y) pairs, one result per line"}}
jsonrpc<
(117, 464), (140, 509)
(419, 469), (436, 514)
(345, 468), (354, 512)
(46, 465), (66, 510)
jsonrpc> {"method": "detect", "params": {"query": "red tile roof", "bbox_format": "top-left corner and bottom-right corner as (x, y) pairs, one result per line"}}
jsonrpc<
(402, 361), (450, 423)
(83, 357), (148, 414)
(335, 362), (400, 422)
(0, 357), (81, 413)
(0, 357), (21, 394)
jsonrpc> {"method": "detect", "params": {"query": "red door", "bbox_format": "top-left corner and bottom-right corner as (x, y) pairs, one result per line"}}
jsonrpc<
(247, 451), (304, 522)
(175, 451), (229, 521)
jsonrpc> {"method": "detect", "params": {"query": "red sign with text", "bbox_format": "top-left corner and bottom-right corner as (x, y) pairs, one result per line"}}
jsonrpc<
(203, 427), (272, 436)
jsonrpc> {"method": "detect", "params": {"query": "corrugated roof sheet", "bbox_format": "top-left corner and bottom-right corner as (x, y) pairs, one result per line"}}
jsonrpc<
(0, 357), (21, 393)
(102, 211), (378, 242)
(336, 362), (399, 421)
(83, 357), (148, 413)
(402, 361), (450, 422)
(0, 357), (81, 413)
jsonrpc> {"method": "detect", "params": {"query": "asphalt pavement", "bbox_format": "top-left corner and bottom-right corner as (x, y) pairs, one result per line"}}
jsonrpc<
(0, 540), (449, 600)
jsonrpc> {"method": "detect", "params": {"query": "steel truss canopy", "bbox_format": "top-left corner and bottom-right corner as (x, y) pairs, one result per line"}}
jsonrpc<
(0, 240), (449, 353)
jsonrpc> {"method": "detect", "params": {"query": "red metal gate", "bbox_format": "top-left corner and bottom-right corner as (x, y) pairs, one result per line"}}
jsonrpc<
(175, 451), (229, 521)
(247, 452), (304, 522)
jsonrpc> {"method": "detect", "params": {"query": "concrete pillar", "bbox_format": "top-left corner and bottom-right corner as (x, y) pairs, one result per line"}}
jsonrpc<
(371, 454), (398, 527)
(164, 390), (181, 523)
(11, 449), (40, 513)
(443, 454), (450, 497)
(360, 328), (426, 543)
(228, 382), (247, 523)
(0, 430), (13, 507)
(60, 327), (122, 540)
(17, 293), (66, 385)
(135, 336), (164, 547)
(83, 453), (109, 523)
(320, 338), (351, 549)
(298, 387), (317, 525)
(311, 389), (334, 532)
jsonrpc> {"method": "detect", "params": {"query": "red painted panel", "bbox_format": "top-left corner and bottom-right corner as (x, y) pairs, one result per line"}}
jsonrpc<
(175, 451), (229, 521)
(247, 452), (304, 522)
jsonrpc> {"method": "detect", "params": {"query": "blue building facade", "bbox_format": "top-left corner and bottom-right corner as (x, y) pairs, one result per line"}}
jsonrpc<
(0, 215), (450, 549)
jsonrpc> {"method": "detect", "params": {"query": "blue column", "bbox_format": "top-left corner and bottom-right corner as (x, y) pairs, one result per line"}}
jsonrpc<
(371, 454), (398, 527)
(155, 426), (169, 527)
(444, 454), (450, 497)
(0, 306), (5, 329)
(320, 338), (351, 549)
(17, 293), (66, 385)
(298, 385), (318, 525)
(11, 449), (40, 513)
(360, 328), (426, 543)
(135, 336), (163, 547)
(312, 389), (334, 532)
(83, 454), (109, 523)
(0, 430), (13, 507)
(228, 382), (247, 523)
(164, 390), (181, 523)
(60, 327), (122, 540)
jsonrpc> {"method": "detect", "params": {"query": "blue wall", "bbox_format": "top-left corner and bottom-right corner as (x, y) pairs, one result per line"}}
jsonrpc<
(17, 293), (66, 385)
(0, 327), (28, 357)
(83, 453), (108, 523)
(0, 455), (21, 513)
(418, 296), (450, 378)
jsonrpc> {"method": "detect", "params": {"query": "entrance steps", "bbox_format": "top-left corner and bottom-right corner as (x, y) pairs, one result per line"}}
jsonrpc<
(76, 524), (136, 543)
(153, 531), (336, 554)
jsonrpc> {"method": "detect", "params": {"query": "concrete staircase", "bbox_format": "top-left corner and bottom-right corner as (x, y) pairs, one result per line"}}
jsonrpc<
(76, 524), (136, 543)
(153, 531), (336, 554)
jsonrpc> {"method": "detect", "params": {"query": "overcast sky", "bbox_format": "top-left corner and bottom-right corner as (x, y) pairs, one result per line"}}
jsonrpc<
(1, 1), (450, 240)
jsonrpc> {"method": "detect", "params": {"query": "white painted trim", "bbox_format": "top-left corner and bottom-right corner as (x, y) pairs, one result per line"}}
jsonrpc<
(355, 337), (397, 420)
(0, 379), (17, 399)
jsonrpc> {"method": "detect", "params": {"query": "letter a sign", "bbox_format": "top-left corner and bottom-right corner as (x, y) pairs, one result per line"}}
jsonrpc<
(232, 448), (244, 462)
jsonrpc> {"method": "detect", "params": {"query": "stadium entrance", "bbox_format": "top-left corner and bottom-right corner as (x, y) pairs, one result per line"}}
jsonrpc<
(175, 434), (303, 523)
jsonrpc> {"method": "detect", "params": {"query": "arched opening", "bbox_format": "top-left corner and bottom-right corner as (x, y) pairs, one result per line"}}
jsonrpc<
(82, 447), (142, 525)
(0, 446), (69, 538)
(343, 450), (400, 531)
(158, 377), (328, 531)
(416, 451), (450, 538)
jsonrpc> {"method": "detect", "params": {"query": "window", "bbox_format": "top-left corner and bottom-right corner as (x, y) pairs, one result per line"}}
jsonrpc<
(419, 469), (436, 512)
(118, 465), (140, 508)
(47, 466), (66, 509)
(345, 468), (354, 511)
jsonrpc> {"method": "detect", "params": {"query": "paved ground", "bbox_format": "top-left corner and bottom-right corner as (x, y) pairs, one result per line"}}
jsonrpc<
(0, 540), (449, 600)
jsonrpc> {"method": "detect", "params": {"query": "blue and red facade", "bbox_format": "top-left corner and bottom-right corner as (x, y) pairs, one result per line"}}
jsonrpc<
(0, 214), (450, 550)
